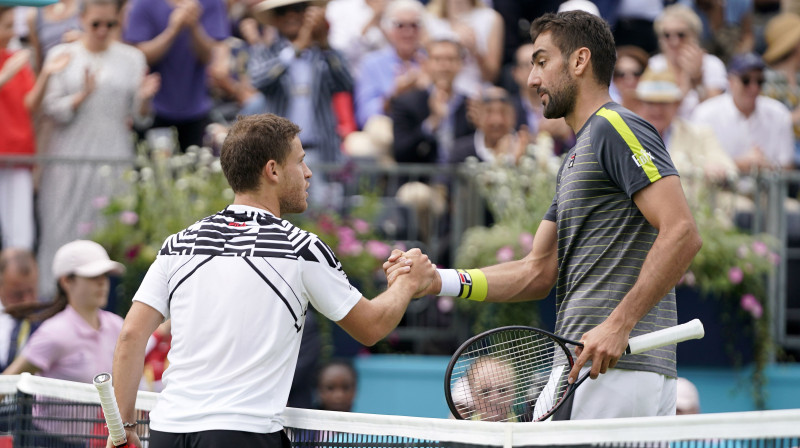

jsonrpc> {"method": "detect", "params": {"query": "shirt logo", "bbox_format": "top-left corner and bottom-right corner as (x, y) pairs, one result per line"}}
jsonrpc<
(631, 151), (654, 167)
(228, 222), (246, 227)
(568, 154), (576, 168)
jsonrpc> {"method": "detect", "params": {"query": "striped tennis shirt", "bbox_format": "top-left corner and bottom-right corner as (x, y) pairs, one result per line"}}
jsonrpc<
(133, 205), (362, 433)
(543, 102), (680, 378)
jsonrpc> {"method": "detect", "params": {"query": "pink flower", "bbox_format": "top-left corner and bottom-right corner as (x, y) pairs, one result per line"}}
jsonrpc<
(437, 296), (455, 313)
(365, 240), (391, 260)
(740, 294), (763, 319)
(728, 266), (744, 284)
(119, 211), (139, 225)
(125, 245), (141, 261)
(92, 196), (109, 209)
(352, 219), (370, 234)
(752, 241), (768, 257)
(77, 222), (93, 236)
(337, 226), (357, 243)
(518, 232), (534, 252)
(496, 246), (515, 263)
(338, 239), (363, 256)
(769, 251), (781, 266)
(318, 215), (336, 234)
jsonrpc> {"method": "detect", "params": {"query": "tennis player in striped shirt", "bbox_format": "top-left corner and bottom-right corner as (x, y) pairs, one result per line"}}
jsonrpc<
(386, 10), (703, 420)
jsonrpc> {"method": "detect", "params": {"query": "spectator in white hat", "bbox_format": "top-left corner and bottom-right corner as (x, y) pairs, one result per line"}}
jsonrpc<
(2, 239), (125, 383)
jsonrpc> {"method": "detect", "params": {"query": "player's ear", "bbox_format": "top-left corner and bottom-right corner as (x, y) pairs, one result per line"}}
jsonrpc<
(264, 160), (280, 184)
(572, 47), (591, 77)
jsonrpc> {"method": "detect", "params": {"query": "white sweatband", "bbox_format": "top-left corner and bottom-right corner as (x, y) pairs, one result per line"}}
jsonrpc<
(437, 269), (462, 297)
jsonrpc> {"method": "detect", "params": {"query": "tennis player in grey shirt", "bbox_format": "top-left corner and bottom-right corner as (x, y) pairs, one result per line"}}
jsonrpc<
(385, 10), (702, 420)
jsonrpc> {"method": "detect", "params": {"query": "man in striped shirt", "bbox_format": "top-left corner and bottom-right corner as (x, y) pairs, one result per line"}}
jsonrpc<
(388, 11), (702, 420)
(108, 114), (435, 448)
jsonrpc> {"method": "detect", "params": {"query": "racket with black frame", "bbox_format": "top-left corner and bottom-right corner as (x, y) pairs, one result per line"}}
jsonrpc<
(444, 319), (704, 422)
(93, 372), (130, 447)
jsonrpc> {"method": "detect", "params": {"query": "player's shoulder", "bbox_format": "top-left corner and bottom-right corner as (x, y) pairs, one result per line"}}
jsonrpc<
(590, 102), (654, 138)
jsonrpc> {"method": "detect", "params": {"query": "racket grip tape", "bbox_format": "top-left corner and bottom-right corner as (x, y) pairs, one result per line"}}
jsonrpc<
(626, 319), (705, 355)
(93, 373), (129, 447)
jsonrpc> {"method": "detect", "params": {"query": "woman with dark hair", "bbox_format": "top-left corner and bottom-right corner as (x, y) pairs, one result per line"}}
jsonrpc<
(612, 45), (649, 114)
(3, 240), (125, 380)
(3, 240), (126, 448)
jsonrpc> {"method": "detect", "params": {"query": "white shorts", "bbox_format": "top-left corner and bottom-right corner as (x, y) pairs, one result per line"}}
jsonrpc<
(570, 368), (676, 420)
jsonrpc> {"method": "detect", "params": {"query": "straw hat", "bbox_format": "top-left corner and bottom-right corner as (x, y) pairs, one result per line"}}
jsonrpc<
(253, 0), (327, 25)
(635, 67), (683, 103)
(763, 13), (800, 64)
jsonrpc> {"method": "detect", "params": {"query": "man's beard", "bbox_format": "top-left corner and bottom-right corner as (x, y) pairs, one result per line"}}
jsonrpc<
(541, 66), (578, 119)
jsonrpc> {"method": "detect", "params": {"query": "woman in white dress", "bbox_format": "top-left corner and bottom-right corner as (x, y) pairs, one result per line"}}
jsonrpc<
(424, 0), (504, 95)
(36, 0), (160, 297)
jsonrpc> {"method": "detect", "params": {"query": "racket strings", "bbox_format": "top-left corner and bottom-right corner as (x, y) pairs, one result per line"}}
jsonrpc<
(450, 330), (571, 422)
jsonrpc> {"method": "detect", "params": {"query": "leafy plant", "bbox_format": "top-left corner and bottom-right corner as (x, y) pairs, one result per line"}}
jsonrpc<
(93, 145), (394, 316)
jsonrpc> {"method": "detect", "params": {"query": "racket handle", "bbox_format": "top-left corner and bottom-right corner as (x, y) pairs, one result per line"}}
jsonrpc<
(626, 319), (705, 355)
(93, 373), (129, 447)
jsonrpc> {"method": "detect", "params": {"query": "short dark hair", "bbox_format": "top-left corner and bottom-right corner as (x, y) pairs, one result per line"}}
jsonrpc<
(317, 359), (358, 387)
(530, 11), (617, 87)
(220, 114), (301, 193)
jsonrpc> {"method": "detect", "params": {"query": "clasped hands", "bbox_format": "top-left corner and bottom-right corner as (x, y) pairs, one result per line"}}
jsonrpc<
(382, 249), (438, 298)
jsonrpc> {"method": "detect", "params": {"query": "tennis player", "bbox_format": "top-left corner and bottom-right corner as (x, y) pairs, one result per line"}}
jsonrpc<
(386, 11), (702, 420)
(108, 114), (436, 448)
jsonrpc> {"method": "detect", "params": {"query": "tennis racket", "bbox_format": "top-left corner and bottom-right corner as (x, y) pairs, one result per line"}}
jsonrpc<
(93, 372), (129, 448)
(445, 319), (704, 422)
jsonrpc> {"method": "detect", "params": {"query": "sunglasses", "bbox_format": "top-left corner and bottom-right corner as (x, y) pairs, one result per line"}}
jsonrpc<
(613, 70), (643, 80)
(393, 21), (420, 31)
(274, 3), (308, 15)
(660, 31), (687, 41)
(740, 75), (765, 87)
(91, 20), (118, 29)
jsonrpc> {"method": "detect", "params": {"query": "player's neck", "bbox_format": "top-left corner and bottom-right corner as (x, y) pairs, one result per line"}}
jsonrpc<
(233, 193), (281, 218)
(565, 86), (613, 133)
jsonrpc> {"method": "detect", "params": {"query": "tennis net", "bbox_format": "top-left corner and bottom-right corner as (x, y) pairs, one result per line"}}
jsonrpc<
(1, 373), (799, 448)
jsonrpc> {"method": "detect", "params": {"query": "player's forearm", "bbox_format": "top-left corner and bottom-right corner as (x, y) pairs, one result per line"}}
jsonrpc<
(112, 326), (150, 421)
(482, 256), (556, 302)
(366, 280), (417, 345)
(608, 220), (702, 331)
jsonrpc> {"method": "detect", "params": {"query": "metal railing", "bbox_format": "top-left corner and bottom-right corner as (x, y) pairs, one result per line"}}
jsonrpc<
(3, 154), (799, 354)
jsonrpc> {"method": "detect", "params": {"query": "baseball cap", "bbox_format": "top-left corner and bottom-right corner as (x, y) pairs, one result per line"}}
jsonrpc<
(52, 240), (125, 279)
(728, 52), (766, 76)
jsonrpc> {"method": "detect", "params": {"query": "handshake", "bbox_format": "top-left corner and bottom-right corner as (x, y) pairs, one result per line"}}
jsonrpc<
(382, 248), (441, 298)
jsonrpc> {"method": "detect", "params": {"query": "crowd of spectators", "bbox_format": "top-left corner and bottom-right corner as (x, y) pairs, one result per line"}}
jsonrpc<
(2, 0), (800, 408)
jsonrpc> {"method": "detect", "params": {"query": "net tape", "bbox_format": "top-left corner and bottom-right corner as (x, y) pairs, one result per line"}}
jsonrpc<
(1, 373), (798, 448)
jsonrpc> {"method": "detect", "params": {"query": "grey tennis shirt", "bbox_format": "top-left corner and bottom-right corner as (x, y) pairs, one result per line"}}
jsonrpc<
(543, 102), (680, 378)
